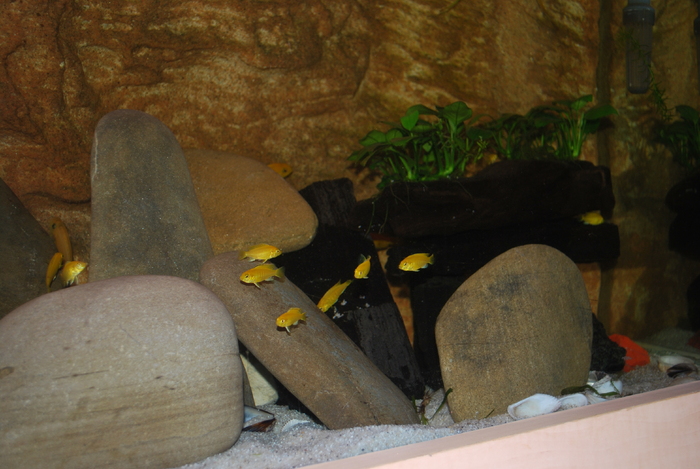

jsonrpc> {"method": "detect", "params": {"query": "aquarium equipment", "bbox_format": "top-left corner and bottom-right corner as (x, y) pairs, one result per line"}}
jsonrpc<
(623, 0), (655, 94)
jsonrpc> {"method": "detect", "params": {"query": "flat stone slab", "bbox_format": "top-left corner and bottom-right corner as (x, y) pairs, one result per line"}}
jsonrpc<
(0, 178), (55, 318)
(185, 149), (318, 255)
(436, 244), (592, 422)
(199, 252), (420, 429)
(0, 275), (243, 469)
(90, 110), (212, 282)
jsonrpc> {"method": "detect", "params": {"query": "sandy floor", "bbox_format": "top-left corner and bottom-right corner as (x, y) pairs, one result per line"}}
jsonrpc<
(176, 337), (699, 469)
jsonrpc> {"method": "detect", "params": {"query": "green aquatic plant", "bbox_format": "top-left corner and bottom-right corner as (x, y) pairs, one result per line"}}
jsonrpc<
(350, 96), (615, 189)
(462, 95), (617, 162)
(348, 102), (492, 189)
(657, 105), (700, 172)
(518, 95), (618, 161)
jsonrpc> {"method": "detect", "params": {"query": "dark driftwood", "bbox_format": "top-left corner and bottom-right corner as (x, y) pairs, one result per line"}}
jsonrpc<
(276, 224), (425, 398)
(384, 218), (620, 279)
(276, 178), (425, 398)
(350, 160), (615, 238)
(299, 178), (356, 227)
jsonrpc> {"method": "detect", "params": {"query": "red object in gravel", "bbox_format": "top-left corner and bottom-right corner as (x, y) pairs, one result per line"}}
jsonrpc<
(608, 334), (650, 372)
(687, 330), (700, 350)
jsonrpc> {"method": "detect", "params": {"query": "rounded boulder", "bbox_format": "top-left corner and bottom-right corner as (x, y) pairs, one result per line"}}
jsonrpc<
(0, 275), (243, 469)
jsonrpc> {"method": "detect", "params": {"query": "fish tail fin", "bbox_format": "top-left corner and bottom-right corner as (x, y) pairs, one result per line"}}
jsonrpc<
(276, 266), (286, 280)
(238, 250), (247, 260)
(429, 254), (435, 264)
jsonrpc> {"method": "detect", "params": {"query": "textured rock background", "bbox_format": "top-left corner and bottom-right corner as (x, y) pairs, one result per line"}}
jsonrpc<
(0, 0), (698, 337)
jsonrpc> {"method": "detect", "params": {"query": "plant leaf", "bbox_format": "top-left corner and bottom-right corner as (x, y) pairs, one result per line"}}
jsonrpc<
(570, 94), (593, 111)
(583, 104), (618, 121)
(439, 101), (472, 134)
(385, 128), (405, 142)
(406, 104), (439, 116)
(676, 105), (700, 124)
(359, 130), (388, 146)
(401, 110), (420, 131)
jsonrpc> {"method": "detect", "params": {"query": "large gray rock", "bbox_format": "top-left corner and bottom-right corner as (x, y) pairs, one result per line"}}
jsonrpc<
(0, 178), (55, 319)
(184, 149), (317, 255)
(435, 244), (592, 422)
(199, 252), (420, 429)
(90, 110), (212, 282)
(0, 275), (243, 469)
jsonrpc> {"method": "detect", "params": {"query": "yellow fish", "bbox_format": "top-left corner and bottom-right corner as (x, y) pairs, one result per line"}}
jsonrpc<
(240, 263), (285, 288)
(399, 253), (435, 272)
(59, 261), (87, 287)
(276, 307), (307, 333)
(354, 255), (371, 279)
(371, 233), (398, 251)
(45, 252), (63, 292)
(50, 217), (73, 262)
(238, 244), (282, 263)
(579, 211), (604, 225)
(267, 163), (293, 178)
(317, 279), (353, 312)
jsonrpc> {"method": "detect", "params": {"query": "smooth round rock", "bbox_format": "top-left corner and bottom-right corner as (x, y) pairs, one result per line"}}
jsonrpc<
(185, 149), (318, 255)
(0, 275), (243, 469)
(436, 244), (592, 422)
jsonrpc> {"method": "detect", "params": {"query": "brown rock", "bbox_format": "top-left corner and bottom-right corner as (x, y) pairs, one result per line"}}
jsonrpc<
(0, 179), (56, 318)
(199, 252), (420, 429)
(435, 244), (592, 422)
(90, 110), (213, 282)
(0, 275), (244, 469)
(184, 149), (317, 255)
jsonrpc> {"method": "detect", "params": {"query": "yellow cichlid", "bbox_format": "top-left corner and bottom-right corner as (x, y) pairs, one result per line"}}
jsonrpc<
(579, 211), (604, 225)
(268, 163), (293, 178)
(240, 263), (285, 288)
(399, 253), (435, 272)
(50, 217), (73, 262)
(276, 307), (307, 333)
(45, 252), (63, 292)
(238, 243), (282, 263)
(354, 255), (371, 279)
(59, 260), (87, 287)
(317, 279), (353, 312)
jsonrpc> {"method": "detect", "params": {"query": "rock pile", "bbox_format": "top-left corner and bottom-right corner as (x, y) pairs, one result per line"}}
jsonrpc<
(1, 109), (616, 468)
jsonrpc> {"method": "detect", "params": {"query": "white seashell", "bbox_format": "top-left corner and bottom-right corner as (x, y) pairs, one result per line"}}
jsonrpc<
(656, 354), (696, 373)
(507, 393), (561, 420)
(585, 390), (609, 404)
(558, 393), (588, 410)
(590, 375), (622, 396)
(281, 418), (314, 432)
